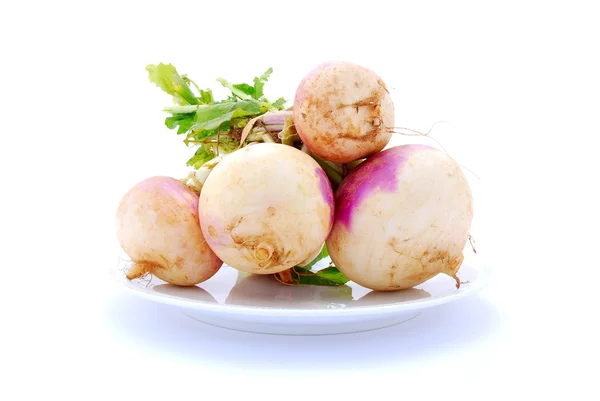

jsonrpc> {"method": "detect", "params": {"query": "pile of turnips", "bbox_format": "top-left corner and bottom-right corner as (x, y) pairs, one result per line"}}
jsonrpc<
(115, 61), (474, 291)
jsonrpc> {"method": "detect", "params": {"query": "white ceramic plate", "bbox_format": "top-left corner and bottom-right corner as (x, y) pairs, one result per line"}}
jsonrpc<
(110, 249), (491, 335)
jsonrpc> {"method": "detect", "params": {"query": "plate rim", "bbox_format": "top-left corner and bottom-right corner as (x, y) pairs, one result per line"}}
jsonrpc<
(110, 262), (492, 318)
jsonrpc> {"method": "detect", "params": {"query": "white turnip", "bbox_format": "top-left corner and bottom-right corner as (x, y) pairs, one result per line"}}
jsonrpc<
(326, 144), (473, 291)
(116, 176), (222, 286)
(293, 61), (395, 164)
(199, 143), (335, 275)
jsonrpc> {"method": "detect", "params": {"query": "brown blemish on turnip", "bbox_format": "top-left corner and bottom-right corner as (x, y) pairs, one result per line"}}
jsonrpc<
(207, 225), (218, 238)
(348, 92), (381, 109)
(427, 250), (452, 264)
(337, 126), (380, 142)
(388, 264), (397, 284)
(227, 216), (244, 231)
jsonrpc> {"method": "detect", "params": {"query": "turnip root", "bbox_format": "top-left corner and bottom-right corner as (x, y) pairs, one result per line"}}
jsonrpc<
(116, 176), (222, 286)
(199, 143), (335, 275)
(326, 144), (473, 291)
(293, 61), (395, 163)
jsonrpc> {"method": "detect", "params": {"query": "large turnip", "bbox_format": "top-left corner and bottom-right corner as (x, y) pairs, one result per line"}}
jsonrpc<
(326, 144), (473, 291)
(198, 143), (335, 275)
(293, 61), (395, 163)
(116, 176), (222, 286)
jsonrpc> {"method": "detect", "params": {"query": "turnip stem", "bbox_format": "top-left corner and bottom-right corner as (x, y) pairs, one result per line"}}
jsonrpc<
(262, 133), (276, 143)
(262, 110), (293, 126)
(323, 160), (343, 176)
(346, 159), (364, 170)
(263, 124), (284, 132)
(313, 156), (343, 185)
(163, 105), (200, 114)
(247, 132), (265, 141)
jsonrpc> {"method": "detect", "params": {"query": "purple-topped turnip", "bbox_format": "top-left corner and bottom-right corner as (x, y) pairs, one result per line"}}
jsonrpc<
(326, 144), (473, 291)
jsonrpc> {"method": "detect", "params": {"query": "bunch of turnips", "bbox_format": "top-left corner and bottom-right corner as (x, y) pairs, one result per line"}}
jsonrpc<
(116, 61), (474, 291)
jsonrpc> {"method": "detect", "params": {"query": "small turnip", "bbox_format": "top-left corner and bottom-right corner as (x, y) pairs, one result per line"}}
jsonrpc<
(116, 176), (222, 286)
(326, 144), (473, 291)
(293, 61), (395, 163)
(199, 143), (335, 275)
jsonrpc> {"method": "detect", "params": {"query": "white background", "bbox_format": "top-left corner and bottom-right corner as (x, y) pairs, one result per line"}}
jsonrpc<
(1, 0), (599, 399)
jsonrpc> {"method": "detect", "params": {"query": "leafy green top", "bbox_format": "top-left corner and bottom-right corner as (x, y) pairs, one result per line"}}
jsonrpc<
(146, 63), (287, 169)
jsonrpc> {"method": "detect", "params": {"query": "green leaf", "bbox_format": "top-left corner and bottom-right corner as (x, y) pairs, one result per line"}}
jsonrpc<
(233, 83), (255, 98)
(292, 244), (350, 286)
(181, 75), (213, 105)
(216, 77), (252, 100)
(293, 266), (349, 286)
(253, 67), (273, 99)
(198, 89), (214, 104)
(176, 119), (195, 134)
(164, 113), (195, 134)
(186, 146), (215, 169)
(190, 121), (231, 140)
(313, 266), (350, 285)
(192, 100), (262, 131)
(146, 63), (198, 105)
(272, 97), (287, 110)
(258, 67), (273, 82)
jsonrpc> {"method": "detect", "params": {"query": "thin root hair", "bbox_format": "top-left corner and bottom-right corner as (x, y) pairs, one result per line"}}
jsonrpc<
(468, 234), (477, 254)
(388, 121), (481, 181)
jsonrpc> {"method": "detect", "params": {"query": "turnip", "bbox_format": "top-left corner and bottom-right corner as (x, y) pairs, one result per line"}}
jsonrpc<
(293, 61), (395, 164)
(199, 143), (335, 275)
(116, 176), (222, 286)
(326, 144), (473, 291)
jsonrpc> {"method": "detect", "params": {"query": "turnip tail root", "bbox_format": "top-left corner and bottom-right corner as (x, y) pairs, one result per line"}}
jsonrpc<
(274, 269), (295, 286)
(387, 123), (482, 181)
(439, 255), (463, 289)
(125, 261), (158, 280)
(468, 234), (477, 254)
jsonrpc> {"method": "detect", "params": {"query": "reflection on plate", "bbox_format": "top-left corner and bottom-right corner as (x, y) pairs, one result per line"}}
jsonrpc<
(348, 287), (431, 307)
(153, 284), (217, 303)
(111, 251), (490, 335)
(225, 274), (353, 309)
